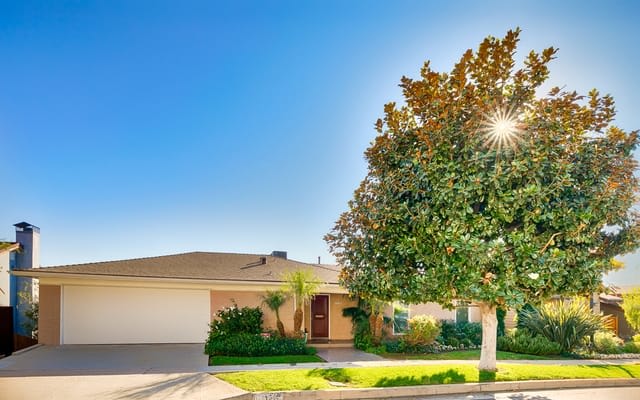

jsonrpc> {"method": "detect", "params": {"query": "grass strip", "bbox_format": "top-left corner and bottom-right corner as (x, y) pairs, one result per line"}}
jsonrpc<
(210, 355), (323, 366)
(215, 363), (640, 392)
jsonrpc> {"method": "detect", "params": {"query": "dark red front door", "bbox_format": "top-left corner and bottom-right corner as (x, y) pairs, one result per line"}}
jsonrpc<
(311, 295), (329, 338)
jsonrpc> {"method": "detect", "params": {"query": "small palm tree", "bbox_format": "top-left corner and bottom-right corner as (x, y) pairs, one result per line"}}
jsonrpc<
(284, 269), (322, 336)
(262, 290), (288, 337)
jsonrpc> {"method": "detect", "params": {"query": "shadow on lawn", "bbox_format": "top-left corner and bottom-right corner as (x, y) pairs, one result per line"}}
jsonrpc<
(374, 369), (467, 387)
(307, 368), (351, 383)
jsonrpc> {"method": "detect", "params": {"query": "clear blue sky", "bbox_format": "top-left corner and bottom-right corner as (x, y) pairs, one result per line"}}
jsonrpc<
(1, 1), (639, 287)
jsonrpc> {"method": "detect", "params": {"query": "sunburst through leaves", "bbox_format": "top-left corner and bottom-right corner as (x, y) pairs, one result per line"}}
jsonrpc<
(479, 105), (525, 152)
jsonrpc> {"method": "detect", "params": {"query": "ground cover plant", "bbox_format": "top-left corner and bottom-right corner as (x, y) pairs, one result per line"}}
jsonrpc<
(216, 363), (640, 392)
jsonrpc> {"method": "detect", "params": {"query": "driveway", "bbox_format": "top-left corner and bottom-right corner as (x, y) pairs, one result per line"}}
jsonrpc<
(0, 344), (249, 400)
(0, 344), (209, 376)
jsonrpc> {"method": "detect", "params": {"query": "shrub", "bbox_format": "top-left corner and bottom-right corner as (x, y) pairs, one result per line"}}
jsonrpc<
(208, 303), (263, 339)
(205, 333), (313, 357)
(405, 315), (440, 345)
(593, 330), (623, 354)
(622, 341), (640, 353)
(437, 321), (482, 347)
(518, 299), (606, 353)
(621, 288), (640, 332)
(497, 329), (562, 356)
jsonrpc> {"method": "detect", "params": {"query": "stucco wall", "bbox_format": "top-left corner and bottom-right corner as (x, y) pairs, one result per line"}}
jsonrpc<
(210, 290), (297, 335)
(329, 294), (357, 340)
(38, 284), (61, 345)
(210, 290), (356, 340)
(0, 252), (10, 307)
(409, 302), (457, 321)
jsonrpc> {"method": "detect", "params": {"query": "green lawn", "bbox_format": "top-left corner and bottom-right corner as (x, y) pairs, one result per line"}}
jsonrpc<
(215, 363), (640, 392)
(383, 350), (567, 361)
(209, 354), (324, 366)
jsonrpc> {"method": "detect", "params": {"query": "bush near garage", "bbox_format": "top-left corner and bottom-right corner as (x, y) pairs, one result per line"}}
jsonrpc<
(208, 303), (263, 339)
(205, 333), (315, 357)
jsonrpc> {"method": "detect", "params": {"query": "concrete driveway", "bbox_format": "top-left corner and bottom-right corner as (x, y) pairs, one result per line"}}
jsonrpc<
(0, 344), (248, 400)
(0, 344), (209, 376)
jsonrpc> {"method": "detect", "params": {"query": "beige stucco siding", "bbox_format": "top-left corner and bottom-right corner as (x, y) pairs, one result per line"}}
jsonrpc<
(38, 284), (61, 345)
(210, 290), (297, 335)
(329, 294), (357, 340)
(409, 302), (457, 320)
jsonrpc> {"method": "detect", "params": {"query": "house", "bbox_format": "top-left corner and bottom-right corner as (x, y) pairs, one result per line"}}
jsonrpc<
(0, 222), (40, 337)
(14, 247), (484, 346)
(597, 292), (636, 339)
(13, 251), (360, 345)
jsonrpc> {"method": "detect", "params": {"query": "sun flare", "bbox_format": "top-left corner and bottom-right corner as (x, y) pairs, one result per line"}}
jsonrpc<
(479, 106), (524, 151)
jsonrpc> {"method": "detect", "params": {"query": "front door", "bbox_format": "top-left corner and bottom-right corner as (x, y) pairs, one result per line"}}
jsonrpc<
(311, 295), (329, 338)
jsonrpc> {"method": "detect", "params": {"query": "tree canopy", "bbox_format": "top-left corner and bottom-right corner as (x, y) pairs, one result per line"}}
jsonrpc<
(326, 29), (639, 370)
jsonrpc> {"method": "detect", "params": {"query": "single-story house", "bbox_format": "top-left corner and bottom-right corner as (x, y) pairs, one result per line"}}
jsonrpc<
(13, 250), (484, 345)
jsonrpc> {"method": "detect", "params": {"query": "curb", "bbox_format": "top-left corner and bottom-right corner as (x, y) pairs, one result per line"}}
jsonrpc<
(248, 378), (640, 400)
(10, 344), (43, 357)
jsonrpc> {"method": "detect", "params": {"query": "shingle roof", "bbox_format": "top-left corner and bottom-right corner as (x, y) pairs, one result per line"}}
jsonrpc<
(0, 242), (18, 253)
(17, 251), (341, 284)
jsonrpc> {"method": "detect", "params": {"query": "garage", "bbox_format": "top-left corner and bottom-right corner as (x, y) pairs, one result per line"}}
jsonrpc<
(61, 285), (210, 344)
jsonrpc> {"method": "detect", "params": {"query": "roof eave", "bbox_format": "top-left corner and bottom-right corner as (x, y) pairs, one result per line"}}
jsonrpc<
(11, 269), (343, 290)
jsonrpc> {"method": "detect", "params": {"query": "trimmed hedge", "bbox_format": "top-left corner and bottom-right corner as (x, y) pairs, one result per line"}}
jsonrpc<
(205, 333), (315, 357)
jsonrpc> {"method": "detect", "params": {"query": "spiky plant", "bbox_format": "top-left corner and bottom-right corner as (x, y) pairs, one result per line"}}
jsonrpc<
(262, 290), (288, 337)
(519, 298), (607, 353)
(283, 269), (321, 336)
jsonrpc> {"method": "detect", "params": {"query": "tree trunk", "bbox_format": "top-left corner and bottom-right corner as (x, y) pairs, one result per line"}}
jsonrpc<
(276, 320), (286, 337)
(478, 302), (497, 372)
(293, 307), (303, 336)
(373, 313), (384, 343)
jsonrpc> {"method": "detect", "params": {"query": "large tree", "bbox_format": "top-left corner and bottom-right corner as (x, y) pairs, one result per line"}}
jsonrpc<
(325, 29), (640, 371)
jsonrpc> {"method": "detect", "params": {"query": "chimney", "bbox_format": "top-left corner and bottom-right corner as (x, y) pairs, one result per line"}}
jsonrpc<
(271, 251), (287, 260)
(14, 222), (40, 269)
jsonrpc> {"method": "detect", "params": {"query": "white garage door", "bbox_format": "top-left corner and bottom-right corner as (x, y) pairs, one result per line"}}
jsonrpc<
(62, 285), (210, 344)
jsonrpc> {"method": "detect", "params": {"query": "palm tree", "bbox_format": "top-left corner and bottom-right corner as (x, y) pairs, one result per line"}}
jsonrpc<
(284, 269), (321, 336)
(262, 290), (288, 337)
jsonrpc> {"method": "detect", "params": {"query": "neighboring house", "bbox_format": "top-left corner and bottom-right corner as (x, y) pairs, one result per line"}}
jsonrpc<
(0, 222), (40, 337)
(13, 248), (483, 346)
(598, 292), (636, 339)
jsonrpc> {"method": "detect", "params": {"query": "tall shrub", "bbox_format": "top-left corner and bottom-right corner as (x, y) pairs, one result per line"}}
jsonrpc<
(405, 315), (441, 345)
(519, 299), (606, 353)
(621, 288), (640, 333)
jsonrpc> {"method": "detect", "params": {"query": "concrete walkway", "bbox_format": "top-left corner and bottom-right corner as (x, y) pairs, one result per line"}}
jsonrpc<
(315, 347), (385, 362)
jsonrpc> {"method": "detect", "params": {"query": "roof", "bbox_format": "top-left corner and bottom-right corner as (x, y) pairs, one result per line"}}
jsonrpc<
(0, 242), (19, 253)
(13, 251), (342, 284)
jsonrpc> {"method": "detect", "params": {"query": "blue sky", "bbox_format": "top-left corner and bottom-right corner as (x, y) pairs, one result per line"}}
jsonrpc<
(1, 1), (639, 287)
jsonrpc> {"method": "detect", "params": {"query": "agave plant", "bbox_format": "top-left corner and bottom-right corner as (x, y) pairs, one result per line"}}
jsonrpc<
(519, 298), (607, 353)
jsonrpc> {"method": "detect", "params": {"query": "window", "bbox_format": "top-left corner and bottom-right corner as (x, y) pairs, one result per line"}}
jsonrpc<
(456, 301), (469, 323)
(393, 303), (409, 334)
